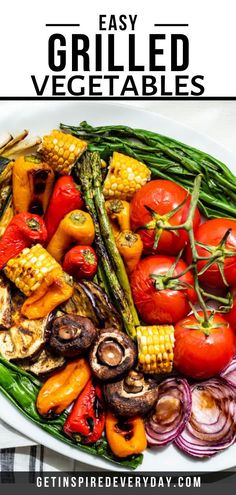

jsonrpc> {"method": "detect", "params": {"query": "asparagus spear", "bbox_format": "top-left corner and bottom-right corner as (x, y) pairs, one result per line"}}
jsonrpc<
(78, 153), (137, 338)
(90, 151), (139, 327)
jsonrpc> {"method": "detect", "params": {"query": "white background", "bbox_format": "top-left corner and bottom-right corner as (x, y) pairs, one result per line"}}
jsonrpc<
(0, 0), (235, 97)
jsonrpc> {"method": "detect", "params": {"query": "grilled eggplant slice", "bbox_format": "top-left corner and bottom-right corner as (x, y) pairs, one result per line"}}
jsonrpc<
(49, 314), (97, 357)
(0, 274), (11, 330)
(79, 281), (121, 329)
(0, 291), (48, 360)
(19, 349), (65, 376)
(60, 281), (121, 330)
(0, 318), (47, 360)
(60, 282), (99, 325)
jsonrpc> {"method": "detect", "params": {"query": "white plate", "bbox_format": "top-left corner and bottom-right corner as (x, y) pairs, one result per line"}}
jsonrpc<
(0, 101), (236, 472)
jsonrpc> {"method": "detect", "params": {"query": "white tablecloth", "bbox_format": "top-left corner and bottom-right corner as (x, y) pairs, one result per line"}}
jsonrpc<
(1, 100), (236, 472)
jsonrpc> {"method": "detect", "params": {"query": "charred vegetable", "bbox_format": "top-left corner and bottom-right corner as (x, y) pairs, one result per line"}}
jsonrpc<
(49, 314), (97, 357)
(0, 356), (142, 469)
(60, 281), (121, 329)
(89, 328), (137, 381)
(78, 152), (139, 338)
(0, 157), (13, 219)
(36, 358), (91, 417)
(19, 349), (66, 376)
(47, 210), (95, 263)
(0, 274), (11, 330)
(79, 281), (121, 330)
(0, 213), (48, 270)
(0, 195), (14, 238)
(64, 379), (105, 444)
(63, 245), (98, 280)
(105, 412), (147, 458)
(12, 155), (55, 216)
(44, 176), (84, 241)
(0, 306), (48, 361)
(62, 121), (236, 220)
(103, 371), (159, 417)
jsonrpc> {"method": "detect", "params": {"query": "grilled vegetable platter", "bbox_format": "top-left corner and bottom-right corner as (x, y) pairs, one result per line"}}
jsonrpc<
(0, 119), (236, 471)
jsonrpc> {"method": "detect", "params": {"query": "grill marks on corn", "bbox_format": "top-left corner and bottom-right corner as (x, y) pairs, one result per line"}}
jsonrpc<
(4, 244), (60, 296)
(40, 130), (87, 175)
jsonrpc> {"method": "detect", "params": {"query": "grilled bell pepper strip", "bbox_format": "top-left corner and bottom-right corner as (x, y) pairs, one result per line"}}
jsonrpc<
(47, 210), (95, 262)
(64, 379), (105, 444)
(44, 176), (84, 241)
(63, 245), (98, 280)
(21, 269), (74, 319)
(116, 230), (143, 274)
(36, 358), (91, 417)
(105, 412), (147, 458)
(0, 213), (47, 270)
(12, 155), (55, 216)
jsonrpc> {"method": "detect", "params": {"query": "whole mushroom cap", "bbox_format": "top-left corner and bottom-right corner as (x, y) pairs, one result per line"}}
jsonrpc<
(103, 370), (159, 416)
(49, 314), (97, 357)
(89, 327), (137, 381)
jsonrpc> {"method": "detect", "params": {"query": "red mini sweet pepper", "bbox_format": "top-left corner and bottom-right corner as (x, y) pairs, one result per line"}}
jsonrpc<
(62, 245), (98, 280)
(44, 176), (84, 241)
(0, 213), (48, 270)
(63, 379), (106, 444)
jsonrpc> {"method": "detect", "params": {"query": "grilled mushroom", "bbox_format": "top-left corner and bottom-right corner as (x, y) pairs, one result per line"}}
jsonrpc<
(48, 314), (97, 357)
(103, 370), (159, 416)
(89, 328), (137, 381)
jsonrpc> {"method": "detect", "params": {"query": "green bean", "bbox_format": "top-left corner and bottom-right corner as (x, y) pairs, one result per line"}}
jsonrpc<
(62, 121), (236, 220)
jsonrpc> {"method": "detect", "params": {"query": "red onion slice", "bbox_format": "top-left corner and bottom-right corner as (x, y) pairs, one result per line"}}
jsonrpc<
(145, 378), (191, 447)
(220, 357), (236, 388)
(175, 379), (236, 458)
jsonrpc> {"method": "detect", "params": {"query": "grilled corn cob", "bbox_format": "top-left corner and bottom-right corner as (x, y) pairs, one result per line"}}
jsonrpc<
(103, 152), (151, 200)
(4, 244), (60, 296)
(136, 325), (175, 374)
(40, 130), (87, 175)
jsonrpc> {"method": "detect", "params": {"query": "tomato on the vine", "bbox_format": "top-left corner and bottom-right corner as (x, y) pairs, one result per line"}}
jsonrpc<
(130, 180), (200, 255)
(174, 312), (236, 379)
(130, 255), (197, 325)
(186, 218), (236, 289)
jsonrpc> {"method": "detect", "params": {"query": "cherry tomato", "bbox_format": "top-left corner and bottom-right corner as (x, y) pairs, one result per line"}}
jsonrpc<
(174, 312), (236, 379)
(224, 288), (236, 331)
(63, 245), (98, 280)
(130, 180), (200, 255)
(187, 218), (236, 289)
(130, 255), (197, 325)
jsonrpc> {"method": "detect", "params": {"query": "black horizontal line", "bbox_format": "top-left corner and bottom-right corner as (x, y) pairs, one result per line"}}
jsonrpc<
(154, 24), (189, 27)
(0, 97), (235, 101)
(45, 24), (80, 27)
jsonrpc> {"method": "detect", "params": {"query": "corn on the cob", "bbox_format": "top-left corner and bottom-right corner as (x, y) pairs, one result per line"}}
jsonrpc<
(4, 244), (60, 296)
(40, 130), (87, 175)
(136, 325), (175, 374)
(103, 152), (151, 200)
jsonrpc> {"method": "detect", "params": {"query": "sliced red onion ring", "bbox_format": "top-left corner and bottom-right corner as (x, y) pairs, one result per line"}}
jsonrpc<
(220, 357), (236, 388)
(145, 378), (191, 447)
(175, 379), (236, 458)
